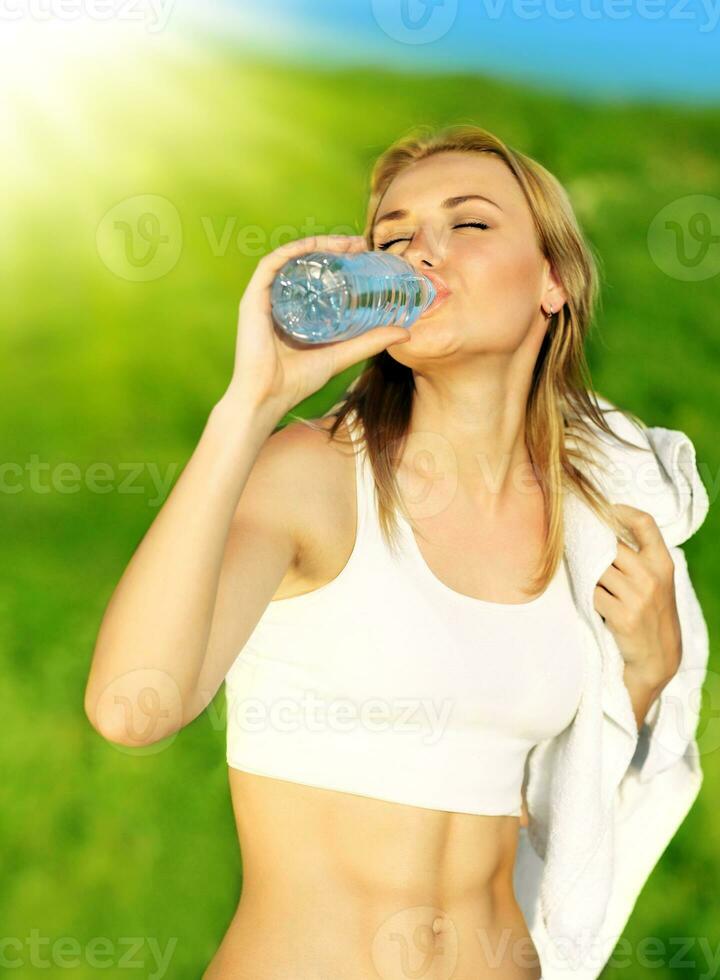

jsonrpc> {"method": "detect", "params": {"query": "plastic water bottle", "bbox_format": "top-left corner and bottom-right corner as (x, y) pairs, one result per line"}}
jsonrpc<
(270, 250), (437, 343)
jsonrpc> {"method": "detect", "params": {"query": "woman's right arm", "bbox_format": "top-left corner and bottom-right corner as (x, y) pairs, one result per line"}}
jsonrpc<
(83, 395), (288, 747)
(83, 234), (411, 747)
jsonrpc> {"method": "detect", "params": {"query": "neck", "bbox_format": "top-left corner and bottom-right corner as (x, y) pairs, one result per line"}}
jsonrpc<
(403, 362), (539, 514)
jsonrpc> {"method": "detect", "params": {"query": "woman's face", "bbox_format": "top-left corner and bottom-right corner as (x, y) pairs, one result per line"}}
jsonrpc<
(370, 151), (565, 358)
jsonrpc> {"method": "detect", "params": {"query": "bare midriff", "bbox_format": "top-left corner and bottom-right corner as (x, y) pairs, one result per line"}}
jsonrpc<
(202, 769), (542, 980)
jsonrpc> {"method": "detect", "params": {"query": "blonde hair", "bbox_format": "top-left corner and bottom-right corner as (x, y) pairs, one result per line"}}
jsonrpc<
(289, 123), (650, 597)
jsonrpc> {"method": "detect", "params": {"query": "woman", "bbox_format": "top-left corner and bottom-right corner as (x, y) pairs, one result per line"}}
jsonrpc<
(84, 126), (689, 979)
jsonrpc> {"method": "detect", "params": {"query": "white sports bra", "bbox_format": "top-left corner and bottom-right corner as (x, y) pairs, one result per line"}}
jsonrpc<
(224, 408), (586, 817)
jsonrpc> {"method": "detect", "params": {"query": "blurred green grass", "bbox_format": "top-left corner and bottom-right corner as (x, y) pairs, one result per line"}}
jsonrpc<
(1, 40), (718, 979)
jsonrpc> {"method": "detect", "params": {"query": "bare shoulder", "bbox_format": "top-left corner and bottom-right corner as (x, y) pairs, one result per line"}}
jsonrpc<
(266, 413), (356, 481)
(249, 412), (355, 486)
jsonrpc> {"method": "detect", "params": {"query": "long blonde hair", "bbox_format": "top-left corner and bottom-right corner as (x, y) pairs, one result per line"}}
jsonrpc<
(288, 123), (651, 597)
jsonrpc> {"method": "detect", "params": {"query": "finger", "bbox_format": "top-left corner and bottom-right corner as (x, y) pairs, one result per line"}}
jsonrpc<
(597, 563), (627, 600)
(593, 583), (620, 623)
(328, 323), (412, 374)
(614, 536), (672, 591)
(612, 503), (664, 554)
(610, 538), (644, 573)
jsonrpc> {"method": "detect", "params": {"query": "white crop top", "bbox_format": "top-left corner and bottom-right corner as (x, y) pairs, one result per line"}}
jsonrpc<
(225, 408), (586, 817)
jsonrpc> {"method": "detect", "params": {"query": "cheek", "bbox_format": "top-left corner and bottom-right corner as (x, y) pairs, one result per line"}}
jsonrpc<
(473, 238), (537, 274)
(459, 243), (542, 303)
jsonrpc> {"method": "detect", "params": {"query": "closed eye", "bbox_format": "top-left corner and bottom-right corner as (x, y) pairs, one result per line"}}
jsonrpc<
(376, 221), (490, 251)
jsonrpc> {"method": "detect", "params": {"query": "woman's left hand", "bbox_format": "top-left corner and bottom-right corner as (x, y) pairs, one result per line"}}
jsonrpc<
(593, 502), (682, 683)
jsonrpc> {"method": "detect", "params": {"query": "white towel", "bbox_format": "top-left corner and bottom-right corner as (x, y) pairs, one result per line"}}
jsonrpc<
(514, 397), (710, 978)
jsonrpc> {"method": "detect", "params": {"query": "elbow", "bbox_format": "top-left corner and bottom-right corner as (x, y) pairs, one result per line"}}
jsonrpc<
(83, 677), (183, 749)
(84, 705), (179, 748)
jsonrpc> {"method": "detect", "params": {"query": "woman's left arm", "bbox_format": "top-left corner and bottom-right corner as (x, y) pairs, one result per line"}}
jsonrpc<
(593, 502), (682, 732)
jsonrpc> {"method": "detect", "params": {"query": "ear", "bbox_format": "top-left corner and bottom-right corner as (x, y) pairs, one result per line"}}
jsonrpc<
(543, 262), (568, 313)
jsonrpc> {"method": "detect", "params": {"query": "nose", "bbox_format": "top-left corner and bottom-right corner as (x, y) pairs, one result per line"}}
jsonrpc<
(403, 224), (444, 269)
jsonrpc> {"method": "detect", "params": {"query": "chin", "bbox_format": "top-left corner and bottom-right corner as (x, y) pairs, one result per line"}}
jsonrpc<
(388, 321), (463, 360)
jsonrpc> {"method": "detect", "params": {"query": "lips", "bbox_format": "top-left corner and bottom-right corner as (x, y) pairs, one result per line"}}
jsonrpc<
(422, 272), (451, 312)
(424, 272), (451, 300)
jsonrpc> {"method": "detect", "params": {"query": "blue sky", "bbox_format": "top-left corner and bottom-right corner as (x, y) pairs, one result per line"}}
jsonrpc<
(188, 0), (720, 104)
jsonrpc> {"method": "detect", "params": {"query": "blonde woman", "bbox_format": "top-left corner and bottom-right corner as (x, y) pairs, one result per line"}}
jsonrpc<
(84, 126), (703, 980)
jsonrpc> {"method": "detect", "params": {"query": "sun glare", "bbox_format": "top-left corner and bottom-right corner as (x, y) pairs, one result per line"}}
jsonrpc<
(0, 12), (199, 185)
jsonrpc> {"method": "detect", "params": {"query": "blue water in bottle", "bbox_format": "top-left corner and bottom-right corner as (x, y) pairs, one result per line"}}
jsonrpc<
(270, 251), (436, 343)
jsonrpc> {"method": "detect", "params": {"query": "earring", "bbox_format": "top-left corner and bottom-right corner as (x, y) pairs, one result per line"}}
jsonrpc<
(543, 304), (555, 320)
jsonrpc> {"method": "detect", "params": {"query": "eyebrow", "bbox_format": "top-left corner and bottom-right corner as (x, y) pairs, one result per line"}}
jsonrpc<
(373, 193), (504, 229)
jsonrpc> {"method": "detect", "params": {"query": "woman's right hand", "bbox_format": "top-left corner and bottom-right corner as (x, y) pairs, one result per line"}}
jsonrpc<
(223, 234), (412, 419)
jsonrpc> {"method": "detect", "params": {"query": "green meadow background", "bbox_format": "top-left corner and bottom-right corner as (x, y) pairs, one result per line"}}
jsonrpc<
(2, 39), (719, 979)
